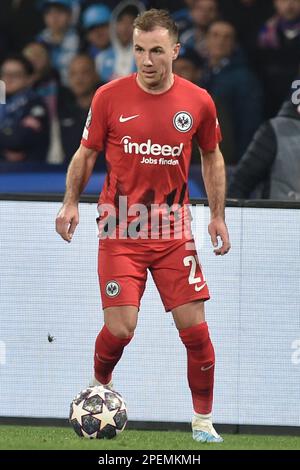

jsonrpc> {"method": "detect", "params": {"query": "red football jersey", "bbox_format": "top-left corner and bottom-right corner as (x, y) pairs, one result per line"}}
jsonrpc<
(81, 73), (221, 212)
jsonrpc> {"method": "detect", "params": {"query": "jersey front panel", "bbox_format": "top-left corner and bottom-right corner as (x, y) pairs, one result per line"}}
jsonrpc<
(81, 74), (221, 213)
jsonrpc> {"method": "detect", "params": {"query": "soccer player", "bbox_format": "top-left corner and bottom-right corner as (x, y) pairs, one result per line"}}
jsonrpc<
(56, 9), (231, 443)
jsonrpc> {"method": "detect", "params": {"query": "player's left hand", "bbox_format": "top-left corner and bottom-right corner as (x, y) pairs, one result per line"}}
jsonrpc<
(208, 216), (231, 256)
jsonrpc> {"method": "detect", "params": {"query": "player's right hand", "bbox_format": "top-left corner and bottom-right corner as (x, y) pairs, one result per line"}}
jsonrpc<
(55, 204), (79, 243)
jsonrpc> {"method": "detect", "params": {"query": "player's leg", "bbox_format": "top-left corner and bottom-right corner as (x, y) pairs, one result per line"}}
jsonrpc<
(93, 239), (147, 387)
(93, 306), (138, 387)
(172, 301), (222, 443)
(151, 239), (222, 442)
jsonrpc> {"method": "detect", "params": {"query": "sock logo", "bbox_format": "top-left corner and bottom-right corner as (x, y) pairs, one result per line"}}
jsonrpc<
(105, 280), (120, 297)
(201, 363), (214, 371)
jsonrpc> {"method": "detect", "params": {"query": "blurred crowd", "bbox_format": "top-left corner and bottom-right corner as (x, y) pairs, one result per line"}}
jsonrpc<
(0, 0), (299, 199)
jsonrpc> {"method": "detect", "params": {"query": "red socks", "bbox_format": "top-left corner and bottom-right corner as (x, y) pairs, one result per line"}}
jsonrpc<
(94, 325), (133, 384)
(94, 322), (214, 415)
(179, 322), (215, 414)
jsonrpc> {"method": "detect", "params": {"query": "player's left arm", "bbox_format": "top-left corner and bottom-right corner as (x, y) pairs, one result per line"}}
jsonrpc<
(201, 144), (231, 256)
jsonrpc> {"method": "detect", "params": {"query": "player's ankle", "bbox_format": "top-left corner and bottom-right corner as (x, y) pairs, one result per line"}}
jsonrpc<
(193, 412), (212, 420)
(95, 373), (112, 386)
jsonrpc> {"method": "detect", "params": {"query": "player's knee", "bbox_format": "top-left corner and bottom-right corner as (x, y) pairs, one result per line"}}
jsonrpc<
(104, 306), (138, 338)
(172, 301), (205, 330)
(112, 328), (135, 339)
(106, 322), (136, 339)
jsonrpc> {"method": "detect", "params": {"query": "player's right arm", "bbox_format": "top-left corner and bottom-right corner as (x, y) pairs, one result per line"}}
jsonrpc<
(56, 86), (107, 242)
(55, 145), (98, 242)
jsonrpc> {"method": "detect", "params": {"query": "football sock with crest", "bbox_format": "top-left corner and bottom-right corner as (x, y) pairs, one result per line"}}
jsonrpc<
(94, 325), (133, 385)
(179, 322), (215, 414)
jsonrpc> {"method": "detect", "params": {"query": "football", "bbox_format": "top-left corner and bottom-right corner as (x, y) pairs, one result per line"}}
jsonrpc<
(69, 385), (128, 439)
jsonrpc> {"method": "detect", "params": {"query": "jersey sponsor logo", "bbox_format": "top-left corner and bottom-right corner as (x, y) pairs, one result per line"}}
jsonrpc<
(119, 114), (139, 123)
(173, 111), (193, 132)
(121, 136), (184, 157)
(105, 280), (120, 297)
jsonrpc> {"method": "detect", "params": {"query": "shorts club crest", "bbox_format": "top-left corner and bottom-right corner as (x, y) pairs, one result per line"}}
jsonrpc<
(105, 280), (121, 297)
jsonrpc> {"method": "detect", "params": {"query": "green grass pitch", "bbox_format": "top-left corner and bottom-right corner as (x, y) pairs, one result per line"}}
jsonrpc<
(0, 425), (299, 450)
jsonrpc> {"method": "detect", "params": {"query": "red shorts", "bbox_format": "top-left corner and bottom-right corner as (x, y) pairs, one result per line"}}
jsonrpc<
(98, 238), (210, 312)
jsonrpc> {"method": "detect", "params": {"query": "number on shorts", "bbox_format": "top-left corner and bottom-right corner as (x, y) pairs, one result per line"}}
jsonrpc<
(183, 255), (206, 292)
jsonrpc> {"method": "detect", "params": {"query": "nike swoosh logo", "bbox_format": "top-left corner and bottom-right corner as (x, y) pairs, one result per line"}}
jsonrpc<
(195, 282), (206, 292)
(119, 114), (139, 123)
(201, 364), (214, 371)
(96, 353), (110, 363)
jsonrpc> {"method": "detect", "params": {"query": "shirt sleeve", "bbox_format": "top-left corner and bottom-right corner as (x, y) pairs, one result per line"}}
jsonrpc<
(195, 91), (222, 152)
(81, 87), (108, 151)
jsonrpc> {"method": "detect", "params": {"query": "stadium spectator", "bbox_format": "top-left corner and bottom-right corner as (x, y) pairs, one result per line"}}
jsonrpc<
(37, 0), (80, 86)
(171, 0), (194, 35)
(173, 45), (234, 168)
(0, 55), (49, 164)
(0, 0), (42, 56)
(95, 1), (145, 83)
(173, 44), (203, 84)
(257, 0), (300, 117)
(219, 0), (274, 60)
(202, 20), (263, 164)
(23, 42), (59, 118)
(58, 54), (102, 165)
(23, 41), (64, 164)
(0, 2), (14, 62)
(81, 4), (112, 59)
(81, 0), (127, 8)
(228, 97), (300, 200)
(173, 45), (204, 167)
(56, 9), (230, 444)
(180, 0), (219, 58)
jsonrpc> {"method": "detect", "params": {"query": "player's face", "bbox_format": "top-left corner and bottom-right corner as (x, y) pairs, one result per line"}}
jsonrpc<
(133, 27), (180, 92)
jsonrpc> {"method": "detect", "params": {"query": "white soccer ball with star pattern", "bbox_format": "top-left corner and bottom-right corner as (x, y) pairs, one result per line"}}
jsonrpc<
(69, 386), (128, 439)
